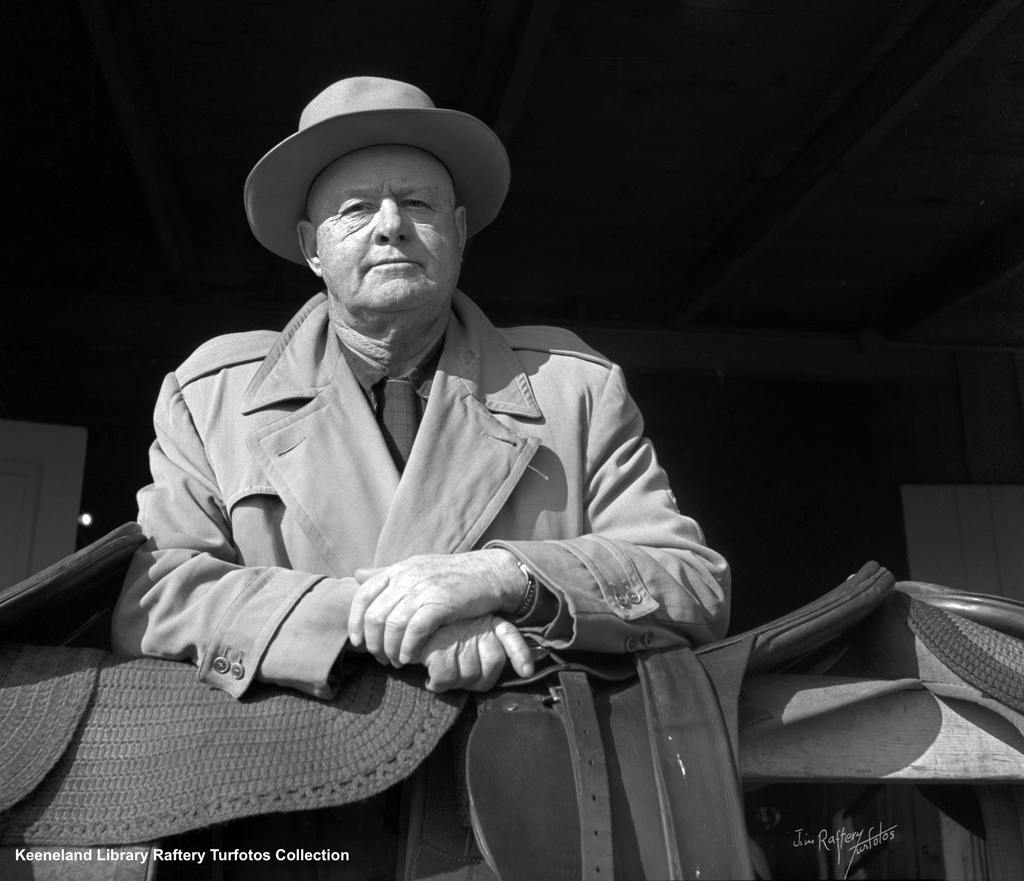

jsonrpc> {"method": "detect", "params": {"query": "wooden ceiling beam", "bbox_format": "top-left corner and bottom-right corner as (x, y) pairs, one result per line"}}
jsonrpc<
(674, 0), (1024, 328)
(468, 0), (558, 145)
(492, 0), (559, 143)
(77, 0), (197, 293)
(887, 217), (1024, 336)
(565, 324), (987, 385)
(463, 0), (524, 120)
(752, 0), (935, 182)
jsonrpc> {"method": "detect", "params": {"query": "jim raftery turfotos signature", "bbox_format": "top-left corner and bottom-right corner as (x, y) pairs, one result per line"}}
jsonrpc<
(793, 822), (899, 879)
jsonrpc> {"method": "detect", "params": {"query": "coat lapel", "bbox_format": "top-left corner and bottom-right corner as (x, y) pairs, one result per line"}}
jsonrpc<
(372, 292), (542, 565)
(241, 290), (545, 572)
(244, 294), (399, 576)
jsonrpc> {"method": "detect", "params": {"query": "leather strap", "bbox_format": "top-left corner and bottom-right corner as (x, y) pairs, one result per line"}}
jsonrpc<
(638, 646), (755, 880)
(555, 671), (614, 880)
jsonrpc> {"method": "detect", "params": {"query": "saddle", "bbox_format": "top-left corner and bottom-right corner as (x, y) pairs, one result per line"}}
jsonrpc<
(465, 561), (894, 881)
(3, 525), (1024, 880)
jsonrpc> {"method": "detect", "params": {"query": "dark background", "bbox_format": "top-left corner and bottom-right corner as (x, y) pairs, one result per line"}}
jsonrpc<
(3, 0), (1024, 633)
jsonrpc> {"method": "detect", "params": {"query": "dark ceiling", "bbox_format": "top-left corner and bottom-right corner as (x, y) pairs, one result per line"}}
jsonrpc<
(8, 0), (1024, 351)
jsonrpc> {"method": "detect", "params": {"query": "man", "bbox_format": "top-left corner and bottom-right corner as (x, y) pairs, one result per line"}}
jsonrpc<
(112, 75), (729, 702)
(107, 74), (730, 879)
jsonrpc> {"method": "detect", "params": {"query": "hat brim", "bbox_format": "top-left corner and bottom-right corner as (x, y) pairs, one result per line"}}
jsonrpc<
(244, 107), (510, 264)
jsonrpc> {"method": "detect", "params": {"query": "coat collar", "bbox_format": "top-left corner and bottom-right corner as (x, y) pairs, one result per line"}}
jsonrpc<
(241, 294), (340, 414)
(241, 289), (542, 419)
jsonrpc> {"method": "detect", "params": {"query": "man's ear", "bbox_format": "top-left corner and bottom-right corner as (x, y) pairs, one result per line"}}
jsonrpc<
(296, 220), (322, 276)
(454, 205), (468, 256)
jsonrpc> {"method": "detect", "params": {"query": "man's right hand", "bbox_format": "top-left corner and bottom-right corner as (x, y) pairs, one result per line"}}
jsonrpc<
(347, 549), (527, 667)
(419, 614), (534, 692)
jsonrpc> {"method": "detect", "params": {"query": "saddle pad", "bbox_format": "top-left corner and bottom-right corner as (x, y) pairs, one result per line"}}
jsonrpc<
(901, 592), (1024, 714)
(0, 645), (463, 846)
(0, 644), (104, 814)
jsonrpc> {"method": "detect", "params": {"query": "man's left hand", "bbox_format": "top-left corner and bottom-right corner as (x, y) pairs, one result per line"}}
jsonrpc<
(348, 549), (525, 666)
(420, 614), (535, 692)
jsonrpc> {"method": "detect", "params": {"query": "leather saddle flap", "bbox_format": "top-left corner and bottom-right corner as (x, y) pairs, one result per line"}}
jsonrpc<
(0, 522), (146, 646)
(700, 560), (895, 675)
(468, 682), (671, 881)
(467, 693), (583, 881)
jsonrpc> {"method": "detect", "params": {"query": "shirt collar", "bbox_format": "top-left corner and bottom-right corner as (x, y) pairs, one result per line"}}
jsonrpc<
(337, 331), (444, 400)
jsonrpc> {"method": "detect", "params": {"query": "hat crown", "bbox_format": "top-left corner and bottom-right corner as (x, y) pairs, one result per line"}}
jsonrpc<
(299, 77), (437, 131)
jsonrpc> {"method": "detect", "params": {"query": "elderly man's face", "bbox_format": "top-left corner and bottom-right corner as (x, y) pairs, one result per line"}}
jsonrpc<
(298, 145), (467, 325)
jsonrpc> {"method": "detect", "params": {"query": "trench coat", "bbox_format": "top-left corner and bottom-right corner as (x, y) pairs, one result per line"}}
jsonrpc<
(111, 290), (730, 699)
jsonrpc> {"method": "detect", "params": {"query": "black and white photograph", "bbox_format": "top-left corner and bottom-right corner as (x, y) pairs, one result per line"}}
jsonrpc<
(3, 2), (1024, 879)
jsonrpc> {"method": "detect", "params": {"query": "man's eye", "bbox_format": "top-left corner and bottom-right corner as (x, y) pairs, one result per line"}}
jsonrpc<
(340, 202), (371, 216)
(402, 199), (430, 209)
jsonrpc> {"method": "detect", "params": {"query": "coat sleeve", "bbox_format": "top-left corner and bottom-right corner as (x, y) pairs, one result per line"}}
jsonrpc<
(486, 364), (730, 653)
(110, 372), (353, 699)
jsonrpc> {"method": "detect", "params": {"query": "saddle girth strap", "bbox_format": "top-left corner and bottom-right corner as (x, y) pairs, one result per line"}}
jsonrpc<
(638, 644), (756, 880)
(555, 671), (615, 879)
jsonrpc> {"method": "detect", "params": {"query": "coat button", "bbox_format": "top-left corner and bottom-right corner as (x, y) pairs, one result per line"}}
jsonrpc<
(614, 593), (630, 608)
(643, 631), (655, 647)
(230, 662), (245, 680)
(627, 591), (642, 605)
(625, 636), (640, 652)
(212, 657), (230, 675)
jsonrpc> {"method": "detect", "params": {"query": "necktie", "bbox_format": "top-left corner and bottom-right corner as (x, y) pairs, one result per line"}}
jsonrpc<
(376, 377), (420, 470)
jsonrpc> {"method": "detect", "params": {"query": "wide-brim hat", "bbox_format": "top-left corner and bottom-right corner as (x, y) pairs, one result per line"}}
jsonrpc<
(244, 76), (511, 265)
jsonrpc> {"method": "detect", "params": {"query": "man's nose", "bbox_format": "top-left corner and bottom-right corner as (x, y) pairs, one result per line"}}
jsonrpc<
(373, 199), (406, 244)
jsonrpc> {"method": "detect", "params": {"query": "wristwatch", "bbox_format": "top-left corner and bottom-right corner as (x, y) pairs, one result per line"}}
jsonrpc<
(513, 561), (538, 620)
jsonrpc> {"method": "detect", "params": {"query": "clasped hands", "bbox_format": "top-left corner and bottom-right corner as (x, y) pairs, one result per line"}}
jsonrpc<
(347, 549), (536, 692)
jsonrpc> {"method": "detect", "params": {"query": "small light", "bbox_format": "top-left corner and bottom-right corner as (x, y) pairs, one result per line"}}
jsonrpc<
(78, 513), (94, 528)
